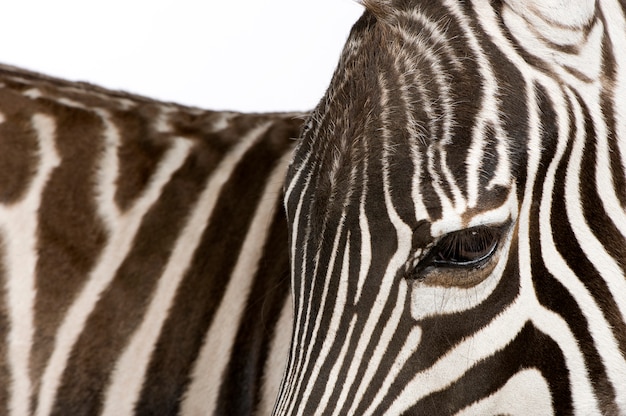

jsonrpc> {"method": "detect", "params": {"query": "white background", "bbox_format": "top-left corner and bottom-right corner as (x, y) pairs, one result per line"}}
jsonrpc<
(1, 0), (364, 113)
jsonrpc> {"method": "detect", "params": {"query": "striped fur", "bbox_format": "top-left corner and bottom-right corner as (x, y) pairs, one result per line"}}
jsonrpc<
(275, 0), (626, 415)
(0, 64), (302, 415)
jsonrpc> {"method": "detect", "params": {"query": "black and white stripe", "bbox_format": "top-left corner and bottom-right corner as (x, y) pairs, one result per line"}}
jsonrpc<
(275, 0), (626, 414)
(0, 64), (302, 415)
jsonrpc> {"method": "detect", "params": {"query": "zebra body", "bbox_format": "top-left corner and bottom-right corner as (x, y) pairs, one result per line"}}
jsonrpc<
(0, 64), (300, 415)
(275, 0), (626, 414)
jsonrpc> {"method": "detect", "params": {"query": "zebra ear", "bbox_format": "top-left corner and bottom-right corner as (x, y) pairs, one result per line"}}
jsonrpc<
(503, 0), (596, 28)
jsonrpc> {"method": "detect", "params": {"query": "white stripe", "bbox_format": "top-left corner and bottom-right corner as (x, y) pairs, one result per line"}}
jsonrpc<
(99, 123), (270, 416)
(325, 316), (357, 416)
(283, 143), (349, 414)
(22, 88), (42, 100)
(443, 0), (510, 207)
(586, 7), (626, 242)
(276, 166), (315, 414)
(293, 213), (347, 416)
(93, 110), (121, 228)
(277, 53), (370, 413)
(362, 325), (422, 416)
(179, 149), (292, 416)
(474, 15), (610, 411)
(501, 0), (602, 86)
(454, 369), (553, 415)
(35, 134), (191, 416)
(346, 74), (414, 415)
(354, 196), (372, 303)
(286, 162), (355, 415)
(396, 9), (465, 72)
(0, 114), (60, 416)
(390, 45), (430, 223)
(427, 143), (460, 235)
(530, 306), (601, 414)
(257, 295), (293, 416)
(504, 0), (595, 36)
(535, 88), (601, 415)
(353, 112), (372, 306)
(397, 28), (465, 214)
(277, 55), (364, 413)
(315, 239), (352, 414)
(562, 91), (626, 409)
(386, 291), (596, 414)
(386, 285), (525, 413)
(410, 143), (430, 223)
(154, 106), (178, 134)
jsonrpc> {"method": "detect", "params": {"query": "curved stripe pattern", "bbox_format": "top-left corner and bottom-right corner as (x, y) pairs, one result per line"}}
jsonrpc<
(275, 0), (626, 414)
(0, 64), (303, 415)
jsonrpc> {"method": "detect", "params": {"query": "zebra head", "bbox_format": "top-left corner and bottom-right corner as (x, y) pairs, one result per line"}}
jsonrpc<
(275, 0), (626, 414)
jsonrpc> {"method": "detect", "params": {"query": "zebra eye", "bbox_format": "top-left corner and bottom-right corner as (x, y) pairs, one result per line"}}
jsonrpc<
(431, 226), (499, 268)
(412, 226), (502, 281)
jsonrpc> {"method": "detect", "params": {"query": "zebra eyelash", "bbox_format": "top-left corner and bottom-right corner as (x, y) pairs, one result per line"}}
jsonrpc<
(411, 225), (503, 278)
(432, 226), (500, 266)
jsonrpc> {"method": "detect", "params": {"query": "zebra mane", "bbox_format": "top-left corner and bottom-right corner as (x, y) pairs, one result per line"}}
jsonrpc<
(359, 0), (396, 24)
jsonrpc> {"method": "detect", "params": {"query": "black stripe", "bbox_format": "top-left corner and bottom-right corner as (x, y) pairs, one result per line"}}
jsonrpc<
(0, 89), (40, 204)
(134, 120), (295, 415)
(577, 92), (626, 347)
(32, 101), (108, 409)
(548, 94), (620, 412)
(598, 9), (626, 209)
(216, 197), (291, 415)
(405, 322), (572, 415)
(532, 91), (617, 414)
(111, 104), (171, 212)
(313, 116), (401, 414)
(51, 136), (217, 415)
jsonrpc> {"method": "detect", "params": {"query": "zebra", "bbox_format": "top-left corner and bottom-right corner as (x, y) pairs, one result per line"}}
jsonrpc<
(0, 63), (301, 415)
(274, 0), (626, 414)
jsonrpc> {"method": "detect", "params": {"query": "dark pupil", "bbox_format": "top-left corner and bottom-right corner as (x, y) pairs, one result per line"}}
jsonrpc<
(433, 227), (498, 267)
